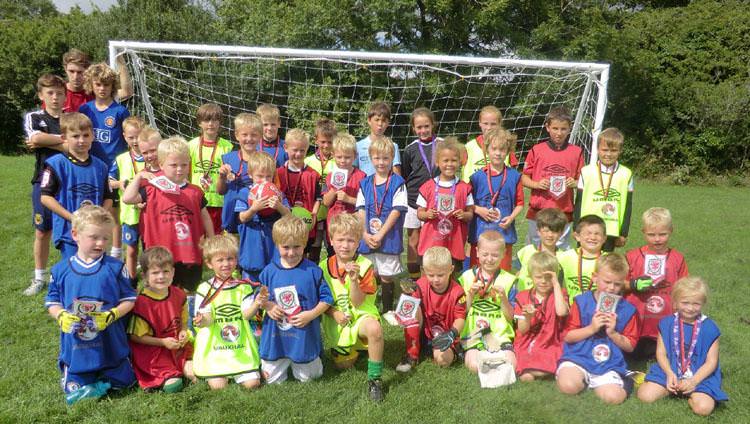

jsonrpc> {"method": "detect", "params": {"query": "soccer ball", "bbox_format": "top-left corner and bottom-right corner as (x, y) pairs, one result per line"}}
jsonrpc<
(249, 182), (282, 217)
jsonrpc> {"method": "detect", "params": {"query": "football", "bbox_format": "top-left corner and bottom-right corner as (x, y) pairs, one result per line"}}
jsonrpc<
(249, 182), (282, 217)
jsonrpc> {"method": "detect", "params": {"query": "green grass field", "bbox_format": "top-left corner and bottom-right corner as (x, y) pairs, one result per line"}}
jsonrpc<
(1, 154), (747, 423)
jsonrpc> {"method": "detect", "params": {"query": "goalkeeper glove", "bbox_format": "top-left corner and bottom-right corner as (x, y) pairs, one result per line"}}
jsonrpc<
(56, 310), (82, 334)
(630, 276), (654, 292)
(90, 309), (120, 331)
(432, 328), (459, 352)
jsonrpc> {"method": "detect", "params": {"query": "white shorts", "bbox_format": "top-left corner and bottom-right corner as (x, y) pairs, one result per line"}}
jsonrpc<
(233, 371), (261, 384)
(365, 253), (404, 277)
(556, 361), (624, 389)
(261, 357), (323, 384)
(404, 206), (422, 229)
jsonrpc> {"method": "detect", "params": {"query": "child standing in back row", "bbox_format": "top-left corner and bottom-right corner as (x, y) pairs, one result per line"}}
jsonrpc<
(462, 105), (518, 182)
(305, 118), (338, 262)
(257, 103), (288, 168)
(355, 101), (402, 176)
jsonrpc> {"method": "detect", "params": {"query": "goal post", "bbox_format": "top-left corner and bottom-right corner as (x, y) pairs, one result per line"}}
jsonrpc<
(110, 40), (609, 165)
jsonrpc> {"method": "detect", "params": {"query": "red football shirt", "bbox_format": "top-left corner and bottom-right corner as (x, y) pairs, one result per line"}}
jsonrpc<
(277, 164), (321, 239)
(513, 289), (568, 374)
(522, 140), (584, 219)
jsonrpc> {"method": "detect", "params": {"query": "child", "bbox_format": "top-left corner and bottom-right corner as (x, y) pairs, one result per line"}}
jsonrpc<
(469, 128), (523, 271)
(217, 113), (262, 233)
(515, 207), (568, 291)
(397, 246), (467, 372)
(556, 253), (639, 405)
(44, 205), (136, 404)
(122, 136), (214, 294)
(110, 116), (146, 280)
(522, 106), (584, 250)
(625, 207), (689, 360)
(557, 215), (607, 304)
(305, 118), (338, 262)
(192, 234), (266, 390)
(574, 128), (634, 252)
(259, 215), (333, 384)
(462, 105), (518, 182)
(356, 137), (408, 324)
(188, 103), (233, 234)
(458, 231), (517, 374)
(277, 128), (321, 254)
(401, 107), (441, 280)
(256, 103), (288, 167)
(136, 126), (162, 173)
(514, 252), (569, 381)
(416, 138), (474, 271)
(23, 74), (67, 295)
(321, 214), (385, 401)
(355, 101), (402, 176)
(128, 246), (195, 392)
(322, 133), (366, 252)
(235, 152), (290, 281)
(40, 113), (113, 260)
(637, 276), (727, 416)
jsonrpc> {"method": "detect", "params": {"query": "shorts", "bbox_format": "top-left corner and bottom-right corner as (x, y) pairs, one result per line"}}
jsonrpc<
(364, 253), (403, 277)
(60, 357), (135, 394)
(310, 220), (326, 248)
(261, 357), (323, 384)
(231, 370), (261, 384)
(404, 206), (422, 229)
(556, 361), (624, 389)
(31, 183), (52, 231)
(173, 262), (203, 292)
(121, 223), (139, 247)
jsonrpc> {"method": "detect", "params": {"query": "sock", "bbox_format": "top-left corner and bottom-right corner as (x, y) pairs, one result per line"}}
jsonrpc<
(367, 359), (383, 381)
(110, 247), (122, 259)
(34, 269), (48, 282)
(407, 263), (420, 280)
(381, 281), (394, 312)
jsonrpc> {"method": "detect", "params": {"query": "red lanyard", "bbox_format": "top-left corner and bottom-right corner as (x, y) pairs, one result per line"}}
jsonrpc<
(372, 172), (392, 217)
(283, 164), (303, 206)
(474, 267), (497, 298)
(199, 276), (231, 309)
(317, 150), (330, 179)
(529, 288), (550, 324)
(234, 150), (246, 180)
(577, 249), (600, 293)
(597, 161), (615, 199)
(260, 137), (280, 162)
(199, 138), (219, 179)
(485, 166), (507, 207)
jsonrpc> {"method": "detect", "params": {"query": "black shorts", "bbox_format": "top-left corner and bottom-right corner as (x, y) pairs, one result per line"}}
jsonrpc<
(173, 262), (203, 293)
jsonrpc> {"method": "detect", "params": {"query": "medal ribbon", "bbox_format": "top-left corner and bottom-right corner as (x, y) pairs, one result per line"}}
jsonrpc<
(283, 164), (303, 206)
(198, 276), (232, 310)
(372, 172), (392, 218)
(528, 288), (550, 330)
(485, 166), (508, 207)
(234, 149), (246, 181)
(260, 137), (280, 162)
(417, 137), (437, 175)
(672, 314), (702, 378)
(597, 161), (615, 199)
(473, 267), (497, 298)
(317, 150), (330, 181)
(577, 248), (600, 293)
(199, 138), (219, 180)
(433, 177), (458, 217)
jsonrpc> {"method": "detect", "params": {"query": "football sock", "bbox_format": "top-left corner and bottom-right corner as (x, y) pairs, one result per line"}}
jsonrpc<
(381, 281), (394, 312)
(407, 263), (420, 280)
(34, 269), (48, 282)
(367, 360), (383, 380)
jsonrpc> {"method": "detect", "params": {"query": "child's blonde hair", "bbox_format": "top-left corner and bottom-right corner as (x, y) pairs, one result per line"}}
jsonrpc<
(72, 204), (114, 233)
(138, 126), (162, 144)
(672, 276), (708, 305)
(642, 207), (673, 230)
(201, 233), (239, 262)
(285, 128), (310, 149)
(598, 127), (624, 150)
(528, 251), (559, 276)
(157, 136), (190, 164)
(422, 246), (453, 270)
(272, 215), (308, 246)
(483, 128), (516, 154)
(63, 48), (90, 68)
(139, 246), (174, 275)
(234, 112), (262, 133)
(328, 213), (363, 242)
(315, 118), (337, 139)
(60, 112), (93, 135)
(436, 138), (462, 161)
(332, 133), (357, 155)
(595, 253), (629, 278)
(123, 116), (145, 132)
(83, 62), (120, 94)
(246, 151), (276, 175)
(368, 136), (395, 158)
(477, 230), (505, 249)
(256, 103), (281, 122)
(479, 105), (503, 122)
(196, 103), (223, 124)
(411, 107), (435, 130)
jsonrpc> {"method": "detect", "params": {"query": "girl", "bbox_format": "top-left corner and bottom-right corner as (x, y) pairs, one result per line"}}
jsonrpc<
(637, 276), (727, 416)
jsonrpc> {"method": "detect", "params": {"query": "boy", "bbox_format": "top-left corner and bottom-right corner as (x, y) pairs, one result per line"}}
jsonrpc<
(624, 207), (688, 360)
(557, 215), (607, 304)
(217, 112), (262, 233)
(574, 128), (634, 252)
(355, 102), (402, 176)
(122, 136), (214, 294)
(321, 214), (386, 401)
(259, 215), (333, 383)
(193, 234), (266, 390)
(109, 116), (146, 279)
(397, 246), (467, 372)
(305, 118), (338, 262)
(522, 107), (584, 250)
(236, 152), (291, 281)
(462, 105), (518, 182)
(458, 231), (517, 374)
(277, 128), (321, 254)
(40, 113), (114, 261)
(256, 103), (288, 168)
(128, 246), (195, 392)
(469, 128), (524, 271)
(556, 253), (639, 405)
(45, 205), (136, 404)
(515, 207), (568, 291)
(188, 103), (233, 234)
(23, 74), (67, 295)
(136, 126), (161, 172)
(356, 137), (408, 325)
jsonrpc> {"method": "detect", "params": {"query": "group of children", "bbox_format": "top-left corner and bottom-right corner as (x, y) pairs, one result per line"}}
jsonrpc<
(24, 60), (726, 413)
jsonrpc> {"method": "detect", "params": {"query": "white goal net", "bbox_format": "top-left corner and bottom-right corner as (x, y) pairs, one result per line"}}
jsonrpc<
(110, 41), (609, 165)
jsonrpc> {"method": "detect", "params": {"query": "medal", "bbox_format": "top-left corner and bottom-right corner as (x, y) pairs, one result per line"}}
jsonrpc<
(200, 174), (212, 190)
(369, 217), (383, 234)
(672, 314), (702, 379)
(474, 268), (498, 298)
(370, 172), (392, 234)
(198, 138), (219, 190)
(485, 165), (507, 224)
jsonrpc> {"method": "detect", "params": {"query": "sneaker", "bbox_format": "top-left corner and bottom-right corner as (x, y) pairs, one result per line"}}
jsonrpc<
(382, 311), (399, 326)
(23, 279), (45, 296)
(395, 355), (417, 373)
(367, 379), (384, 402)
